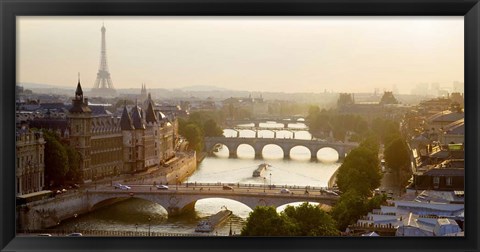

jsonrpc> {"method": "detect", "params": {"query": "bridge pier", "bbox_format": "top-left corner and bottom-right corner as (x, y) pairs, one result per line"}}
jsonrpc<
(255, 152), (263, 159)
(284, 122), (289, 128)
(254, 122), (260, 128)
(229, 151), (237, 158)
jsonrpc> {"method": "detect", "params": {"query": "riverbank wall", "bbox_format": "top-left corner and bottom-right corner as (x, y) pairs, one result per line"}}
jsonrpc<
(327, 168), (340, 188)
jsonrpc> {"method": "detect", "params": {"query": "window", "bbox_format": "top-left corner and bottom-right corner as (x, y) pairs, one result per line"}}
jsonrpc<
(433, 176), (440, 188)
(446, 177), (453, 186)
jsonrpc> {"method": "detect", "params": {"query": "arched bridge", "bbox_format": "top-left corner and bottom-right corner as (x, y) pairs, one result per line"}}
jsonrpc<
(204, 136), (358, 160)
(87, 184), (339, 217)
(224, 116), (307, 128)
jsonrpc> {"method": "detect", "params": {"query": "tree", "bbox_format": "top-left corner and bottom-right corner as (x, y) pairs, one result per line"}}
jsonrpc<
(203, 119), (223, 137)
(331, 190), (368, 231)
(241, 204), (339, 236)
(65, 145), (81, 182)
(283, 203), (339, 236)
(182, 123), (204, 153)
(241, 206), (296, 236)
(335, 145), (381, 197)
(384, 137), (411, 188)
(43, 131), (69, 186)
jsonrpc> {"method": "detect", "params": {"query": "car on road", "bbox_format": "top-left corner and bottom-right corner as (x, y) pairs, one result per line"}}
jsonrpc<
(66, 233), (83, 237)
(119, 185), (131, 190)
(156, 185), (169, 190)
(222, 185), (234, 190)
(114, 183), (131, 190)
(280, 188), (290, 194)
(37, 233), (52, 237)
(320, 188), (339, 196)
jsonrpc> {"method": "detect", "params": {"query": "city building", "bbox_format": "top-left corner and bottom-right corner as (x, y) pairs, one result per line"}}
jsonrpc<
(17, 79), (178, 183)
(16, 127), (45, 195)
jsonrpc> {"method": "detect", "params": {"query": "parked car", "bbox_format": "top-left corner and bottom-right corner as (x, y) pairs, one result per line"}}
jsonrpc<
(66, 233), (83, 237)
(37, 233), (52, 237)
(113, 183), (123, 189)
(156, 185), (169, 190)
(280, 188), (290, 194)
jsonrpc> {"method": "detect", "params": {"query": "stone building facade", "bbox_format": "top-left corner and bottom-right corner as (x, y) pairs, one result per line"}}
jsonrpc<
(120, 93), (176, 174)
(17, 80), (178, 184)
(16, 127), (45, 195)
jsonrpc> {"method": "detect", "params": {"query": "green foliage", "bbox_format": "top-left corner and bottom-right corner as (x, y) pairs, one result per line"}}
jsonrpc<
(307, 109), (369, 142)
(241, 204), (339, 236)
(384, 138), (410, 172)
(43, 131), (69, 186)
(283, 203), (339, 236)
(182, 123), (204, 153)
(203, 119), (224, 137)
(370, 118), (401, 145)
(241, 206), (296, 236)
(179, 111), (225, 153)
(331, 190), (367, 231)
(335, 144), (381, 197)
(331, 191), (387, 231)
(384, 137), (411, 188)
(65, 145), (81, 182)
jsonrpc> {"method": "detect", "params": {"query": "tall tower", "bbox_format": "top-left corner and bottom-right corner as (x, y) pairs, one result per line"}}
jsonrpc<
(68, 75), (93, 181)
(92, 24), (117, 97)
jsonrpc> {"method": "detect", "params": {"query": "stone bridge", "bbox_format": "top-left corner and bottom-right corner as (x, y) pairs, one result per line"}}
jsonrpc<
(204, 136), (358, 160)
(87, 186), (339, 217)
(224, 116), (307, 128)
(226, 126), (310, 139)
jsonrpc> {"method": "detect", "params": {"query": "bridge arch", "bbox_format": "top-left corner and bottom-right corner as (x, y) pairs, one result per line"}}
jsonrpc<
(289, 145), (312, 160)
(261, 144), (285, 159)
(87, 191), (338, 217)
(204, 137), (356, 160)
(316, 147), (340, 162)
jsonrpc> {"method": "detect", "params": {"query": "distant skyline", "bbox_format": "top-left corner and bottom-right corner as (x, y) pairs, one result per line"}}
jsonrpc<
(17, 16), (463, 94)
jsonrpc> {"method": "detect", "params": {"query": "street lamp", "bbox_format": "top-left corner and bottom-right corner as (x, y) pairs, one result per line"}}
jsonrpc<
(269, 173), (272, 189)
(74, 213), (78, 232)
(148, 217), (151, 236)
(176, 175), (178, 191)
(186, 171), (189, 188)
(135, 223), (138, 234)
(263, 177), (266, 193)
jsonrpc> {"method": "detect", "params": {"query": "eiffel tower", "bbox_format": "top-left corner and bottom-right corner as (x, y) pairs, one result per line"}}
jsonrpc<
(92, 24), (117, 97)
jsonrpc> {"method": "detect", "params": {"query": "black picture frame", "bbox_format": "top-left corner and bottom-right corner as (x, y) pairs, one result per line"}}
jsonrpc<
(1, 0), (479, 251)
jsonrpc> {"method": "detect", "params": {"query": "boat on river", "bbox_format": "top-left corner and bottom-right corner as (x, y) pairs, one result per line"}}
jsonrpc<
(253, 163), (270, 177)
(195, 209), (233, 232)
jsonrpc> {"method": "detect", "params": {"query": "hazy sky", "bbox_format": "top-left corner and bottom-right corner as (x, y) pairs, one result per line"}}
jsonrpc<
(17, 16), (463, 94)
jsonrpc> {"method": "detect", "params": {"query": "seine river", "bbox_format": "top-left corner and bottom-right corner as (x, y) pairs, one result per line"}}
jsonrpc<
(54, 122), (341, 236)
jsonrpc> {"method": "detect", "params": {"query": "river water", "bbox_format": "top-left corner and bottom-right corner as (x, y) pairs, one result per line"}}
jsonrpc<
(53, 122), (341, 236)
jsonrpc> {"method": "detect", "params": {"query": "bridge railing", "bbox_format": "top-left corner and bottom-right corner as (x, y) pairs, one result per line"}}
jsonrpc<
(110, 181), (338, 194)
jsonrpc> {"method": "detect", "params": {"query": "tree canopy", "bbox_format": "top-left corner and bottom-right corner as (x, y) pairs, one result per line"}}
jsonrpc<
(335, 142), (381, 197)
(331, 191), (386, 231)
(384, 137), (411, 188)
(43, 131), (69, 186)
(241, 203), (339, 236)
